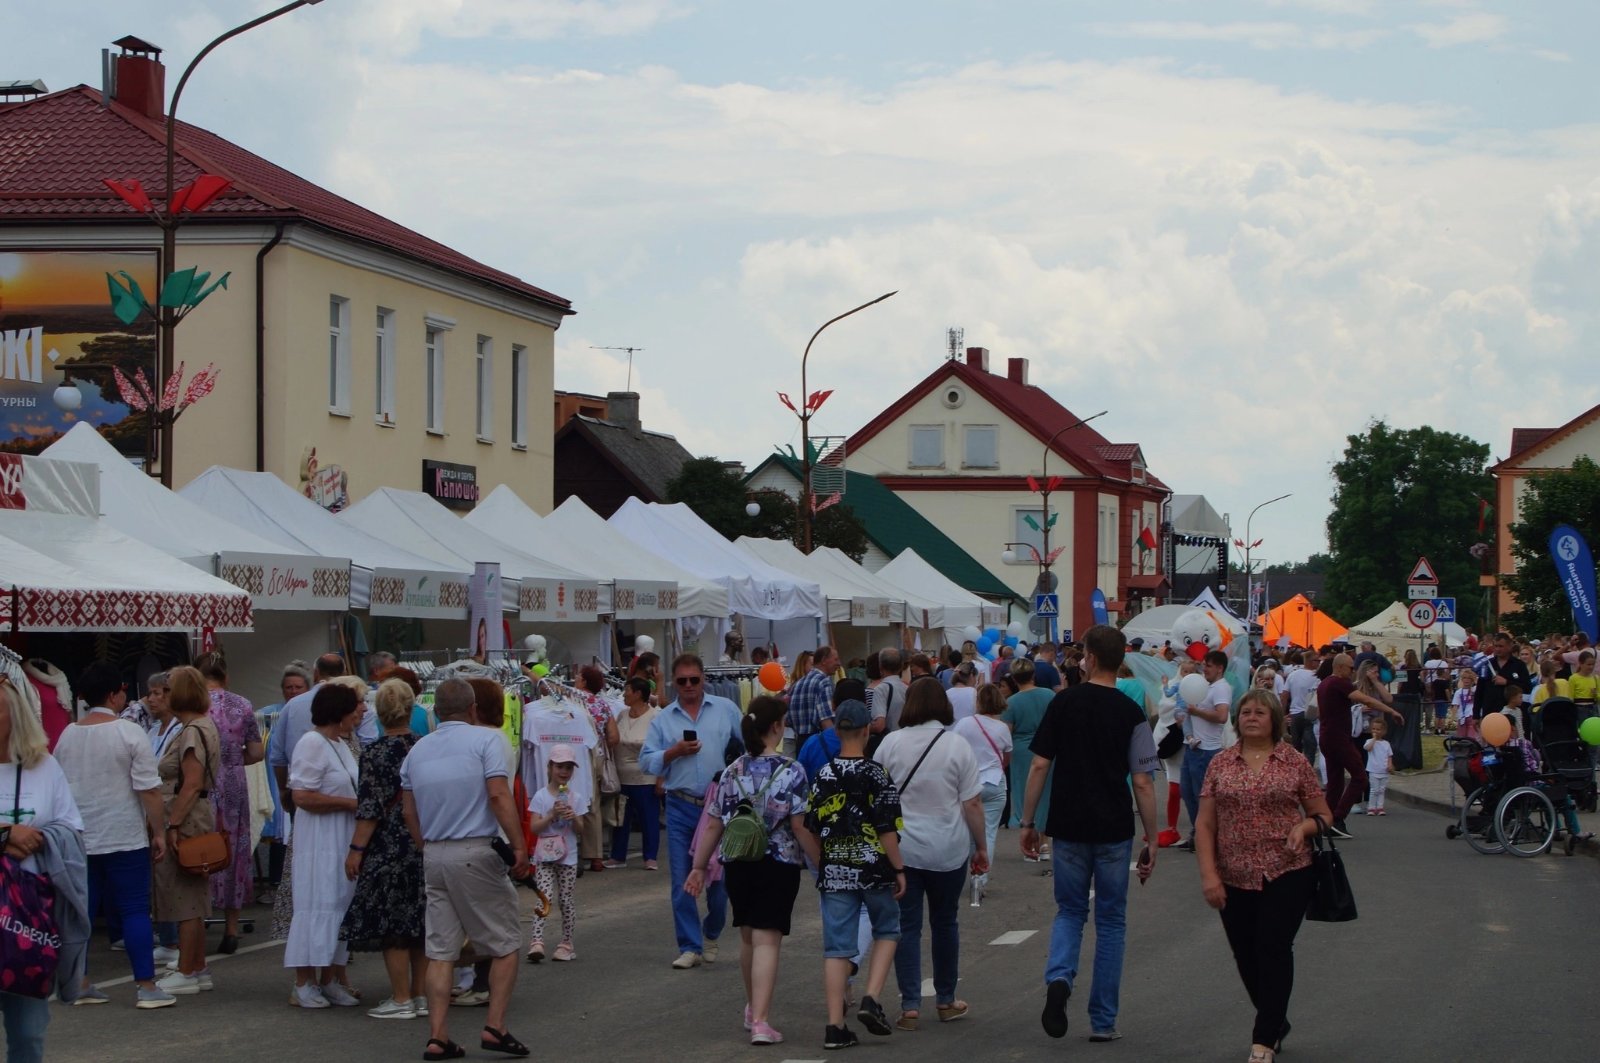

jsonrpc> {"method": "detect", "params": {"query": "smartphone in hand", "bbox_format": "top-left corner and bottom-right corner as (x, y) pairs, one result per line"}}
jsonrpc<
(1137, 844), (1152, 886)
(683, 730), (698, 743)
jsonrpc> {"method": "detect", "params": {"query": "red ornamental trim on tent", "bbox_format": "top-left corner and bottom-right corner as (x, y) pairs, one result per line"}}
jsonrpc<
(313, 568), (352, 599)
(439, 582), (469, 610)
(1, 589), (252, 631)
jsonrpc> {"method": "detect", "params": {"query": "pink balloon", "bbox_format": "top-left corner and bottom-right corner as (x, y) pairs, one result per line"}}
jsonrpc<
(1480, 712), (1512, 747)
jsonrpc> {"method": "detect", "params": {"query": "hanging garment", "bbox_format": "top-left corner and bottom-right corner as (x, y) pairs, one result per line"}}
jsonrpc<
(522, 699), (599, 805)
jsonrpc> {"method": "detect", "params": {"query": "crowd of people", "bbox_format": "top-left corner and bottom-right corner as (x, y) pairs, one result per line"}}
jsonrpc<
(5, 622), (1595, 1062)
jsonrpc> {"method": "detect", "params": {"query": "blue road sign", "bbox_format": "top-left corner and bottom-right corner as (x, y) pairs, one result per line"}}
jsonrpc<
(1432, 597), (1457, 623)
(1034, 593), (1059, 617)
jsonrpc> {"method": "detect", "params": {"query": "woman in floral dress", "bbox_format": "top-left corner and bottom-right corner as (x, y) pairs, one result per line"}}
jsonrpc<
(198, 654), (263, 953)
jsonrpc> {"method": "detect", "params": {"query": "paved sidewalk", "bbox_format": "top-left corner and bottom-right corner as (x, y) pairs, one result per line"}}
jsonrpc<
(1387, 763), (1600, 857)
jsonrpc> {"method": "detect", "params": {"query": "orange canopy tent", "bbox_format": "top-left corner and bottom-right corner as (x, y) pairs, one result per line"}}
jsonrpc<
(1258, 594), (1347, 649)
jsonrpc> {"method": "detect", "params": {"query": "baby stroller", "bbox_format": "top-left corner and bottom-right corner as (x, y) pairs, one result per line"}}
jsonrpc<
(1531, 697), (1598, 813)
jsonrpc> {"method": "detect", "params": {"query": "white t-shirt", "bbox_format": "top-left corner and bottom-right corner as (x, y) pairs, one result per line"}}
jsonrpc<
(1453, 687), (1476, 721)
(0, 757), (85, 873)
(1286, 669), (1320, 716)
(874, 722), (981, 872)
(1193, 679), (1231, 750)
(953, 715), (1011, 788)
(53, 716), (161, 855)
(1365, 737), (1393, 776)
(947, 686), (977, 723)
(528, 785), (589, 867)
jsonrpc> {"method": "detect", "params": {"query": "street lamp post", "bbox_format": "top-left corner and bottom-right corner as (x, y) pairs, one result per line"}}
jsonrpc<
(1022, 411), (1107, 641)
(795, 291), (896, 553)
(1242, 492), (1292, 619)
(154, 0), (327, 486)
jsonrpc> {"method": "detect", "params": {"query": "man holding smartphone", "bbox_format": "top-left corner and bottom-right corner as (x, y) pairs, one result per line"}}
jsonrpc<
(1019, 625), (1160, 1045)
(640, 653), (744, 969)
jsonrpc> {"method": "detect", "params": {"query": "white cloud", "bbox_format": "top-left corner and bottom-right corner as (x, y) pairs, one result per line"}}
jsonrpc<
(1411, 12), (1508, 48)
(1088, 20), (1388, 51)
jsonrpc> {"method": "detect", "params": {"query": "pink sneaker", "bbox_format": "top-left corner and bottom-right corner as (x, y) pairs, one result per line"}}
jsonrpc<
(1375, 809), (1387, 816)
(750, 1021), (783, 1045)
(743, 1004), (752, 1031)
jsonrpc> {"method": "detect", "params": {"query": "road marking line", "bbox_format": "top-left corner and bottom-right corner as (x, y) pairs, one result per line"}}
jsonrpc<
(92, 938), (285, 989)
(989, 930), (1037, 945)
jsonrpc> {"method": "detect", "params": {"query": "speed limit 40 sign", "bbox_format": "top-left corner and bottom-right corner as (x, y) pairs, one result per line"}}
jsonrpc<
(1407, 600), (1437, 629)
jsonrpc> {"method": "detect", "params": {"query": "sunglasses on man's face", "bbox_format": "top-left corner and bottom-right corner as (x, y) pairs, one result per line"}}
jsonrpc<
(675, 676), (703, 687)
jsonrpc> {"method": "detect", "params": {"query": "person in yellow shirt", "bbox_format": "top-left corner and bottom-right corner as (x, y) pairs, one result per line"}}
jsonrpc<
(1568, 651), (1598, 710)
(1532, 659), (1570, 707)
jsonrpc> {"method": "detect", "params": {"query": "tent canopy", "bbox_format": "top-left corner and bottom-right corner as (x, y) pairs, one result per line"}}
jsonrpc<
(540, 496), (727, 619)
(180, 467), (463, 611)
(1188, 586), (1244, 622)
(609, 500), (823, 622)
(1258, 594), (1347, 649)
(42, 423), (350, 611)
(1121, 601), (1247, 646)
(736, 537), (906, 626)
(876, 549), (1005, 636)
(1347, 601), (1468, 658)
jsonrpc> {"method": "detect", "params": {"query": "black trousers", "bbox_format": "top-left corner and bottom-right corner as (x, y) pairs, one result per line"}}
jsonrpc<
(1218, 865), (1315, 1047)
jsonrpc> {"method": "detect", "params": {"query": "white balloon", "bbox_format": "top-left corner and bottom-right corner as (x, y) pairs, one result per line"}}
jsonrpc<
(962, 625), (982, 644)
(1178, 673), (1210, 706)
(1006, 621), (1024, 639)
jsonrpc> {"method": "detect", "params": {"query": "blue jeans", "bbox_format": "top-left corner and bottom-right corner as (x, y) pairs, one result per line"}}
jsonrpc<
(821, 888), (900, 958)
(1181, 747), (1220, 831)
(611, 783), (661, 862)
(87, 847), (155, 982)
(665, 793), (727, 953)
(0, 992), (49, 1063)
(894, 864), (967, 1011)
(1047, 838), (1134, 1034)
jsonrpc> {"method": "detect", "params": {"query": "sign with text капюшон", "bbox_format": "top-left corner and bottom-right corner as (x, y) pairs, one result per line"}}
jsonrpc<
(423, 459), (478, 511)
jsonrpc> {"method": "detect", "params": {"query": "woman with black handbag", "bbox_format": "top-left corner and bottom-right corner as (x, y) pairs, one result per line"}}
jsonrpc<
(1195, 688), (1333, 1063)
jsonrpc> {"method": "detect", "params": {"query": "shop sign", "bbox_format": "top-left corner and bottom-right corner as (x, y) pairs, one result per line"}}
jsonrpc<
(468, 563), (505, 655)
(369, 568), (469, 619)
(518, 578), (600, 622)
(215, 551), (351, 610)
(849, 597), (893, 627)
(423, 459), (478, 511)
(611, 579), (679, 620)
(299, 446), (350, 512)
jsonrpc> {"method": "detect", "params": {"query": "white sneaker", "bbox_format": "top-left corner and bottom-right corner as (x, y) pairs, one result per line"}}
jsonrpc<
(702, 939), (719, 963)
(292, 984), (329, 1009)
(321, 982), (361, 1007)
(411, 995), (429, 1017)
(671, 951), (703, 970)
(195, 969), (214, 992)
(152, 946), (180, 965)
(367, 997), (417, 1019)
(155, 972), (201, 997)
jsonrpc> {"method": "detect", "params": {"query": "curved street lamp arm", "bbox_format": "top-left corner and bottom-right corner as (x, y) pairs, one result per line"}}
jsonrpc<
(800, 290), (898, 404)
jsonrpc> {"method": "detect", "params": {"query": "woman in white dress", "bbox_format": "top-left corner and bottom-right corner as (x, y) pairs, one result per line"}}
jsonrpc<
(284, 683), (362, 1009)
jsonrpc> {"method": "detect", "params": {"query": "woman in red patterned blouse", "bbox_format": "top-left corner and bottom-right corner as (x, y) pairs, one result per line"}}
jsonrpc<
(1196, 688), (1332, 1063)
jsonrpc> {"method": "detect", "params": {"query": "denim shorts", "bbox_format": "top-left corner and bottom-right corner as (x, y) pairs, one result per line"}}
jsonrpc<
(820, 886), (900, 958)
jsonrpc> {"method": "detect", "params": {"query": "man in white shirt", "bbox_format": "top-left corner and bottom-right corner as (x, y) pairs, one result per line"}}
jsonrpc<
(870, 649), (908, 734)
(1178, 651), (1232, 851)
(1285, 649), (1322, 760)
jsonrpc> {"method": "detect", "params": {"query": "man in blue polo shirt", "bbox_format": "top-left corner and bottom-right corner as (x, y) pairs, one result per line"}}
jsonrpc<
(640, 652), (744, 969)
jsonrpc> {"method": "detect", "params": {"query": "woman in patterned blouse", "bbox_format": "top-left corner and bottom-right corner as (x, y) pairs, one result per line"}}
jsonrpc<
(1196, 688), (1332, 1063)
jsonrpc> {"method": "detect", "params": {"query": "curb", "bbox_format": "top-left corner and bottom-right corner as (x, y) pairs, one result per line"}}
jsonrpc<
(1389, 776), (1600, 859)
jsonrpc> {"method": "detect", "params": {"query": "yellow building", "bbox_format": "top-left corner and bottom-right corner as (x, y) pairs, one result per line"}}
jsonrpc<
(0, 39), (570, 509)
(1490, 405), (1600, 618)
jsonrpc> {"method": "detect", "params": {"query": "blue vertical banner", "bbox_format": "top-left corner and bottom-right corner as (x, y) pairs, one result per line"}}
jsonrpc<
(1090, 588), (1109, 625)
(1549, 524), (1599, 642)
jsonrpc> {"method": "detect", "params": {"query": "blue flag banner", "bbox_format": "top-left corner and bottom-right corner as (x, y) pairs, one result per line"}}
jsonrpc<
(1549, 524), (1599, 642)
(1090, 588), (1109, 625)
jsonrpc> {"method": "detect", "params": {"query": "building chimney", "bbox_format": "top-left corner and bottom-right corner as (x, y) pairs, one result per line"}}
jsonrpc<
(964, 346), (989, 373)
(605, 391), (642, 434)
(109, 36), (165, 120)
(1007, 357), (1029, 385)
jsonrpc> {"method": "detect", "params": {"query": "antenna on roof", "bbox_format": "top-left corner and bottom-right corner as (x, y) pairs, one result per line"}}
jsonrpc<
(946, 327), (964, 361)
(591, 346), (644, 392)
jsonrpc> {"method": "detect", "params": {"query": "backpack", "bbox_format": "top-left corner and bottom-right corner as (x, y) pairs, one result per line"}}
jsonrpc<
(719, 761), (779, 863)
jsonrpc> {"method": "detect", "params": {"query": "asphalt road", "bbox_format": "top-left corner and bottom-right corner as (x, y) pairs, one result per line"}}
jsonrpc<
(47, 803), (1600, 1062)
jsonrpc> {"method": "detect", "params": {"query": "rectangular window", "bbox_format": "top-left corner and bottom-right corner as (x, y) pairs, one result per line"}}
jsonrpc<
(475, 335), (493, 440)
(374, 308), (395, 423)
(909, 425), (943, 468)
(511, 344), (528, 448)
(963, 425), (998, 468)
(424, 328), (444, 433)
(327, 296), (350, 414)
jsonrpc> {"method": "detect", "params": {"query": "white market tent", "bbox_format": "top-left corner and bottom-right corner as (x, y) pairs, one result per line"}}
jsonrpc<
(179, 466), (464, 612)
(539, 497), (728, 621)
(1347, 601), (1468, 659)
(609, 499), (824, 660)
(1121, 593), (1249, 648)
(875, 548), (1005, 646)
(736, 536), (906, 626)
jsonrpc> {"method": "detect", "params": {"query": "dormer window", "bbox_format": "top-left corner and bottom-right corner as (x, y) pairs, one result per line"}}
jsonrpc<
(1132, 457), (1146, 484)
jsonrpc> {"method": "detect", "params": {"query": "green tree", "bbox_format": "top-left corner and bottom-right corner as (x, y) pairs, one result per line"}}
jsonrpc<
(664, 461), (872, 558)
(1322, 421), (1491, 629)
(666, 457), (750, 540)
(745, 488), (871, 562)
(1501, 456), (1600, 635)
(1261, 552), (1332, 578)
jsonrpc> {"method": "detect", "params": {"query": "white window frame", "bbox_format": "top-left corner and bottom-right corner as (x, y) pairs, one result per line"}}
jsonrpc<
(327, 295), (351, 415)
(511, 344), (529, 449)
(962, 424), (999, 469)
(374, 307), (395, 425)
(909, 424), (944, 469)
(423, 314), (454, 436)
(475, 335), (493, 442)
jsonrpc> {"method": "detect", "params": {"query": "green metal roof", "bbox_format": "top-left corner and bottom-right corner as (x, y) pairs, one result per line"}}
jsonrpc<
(747, 454), (1019, 602)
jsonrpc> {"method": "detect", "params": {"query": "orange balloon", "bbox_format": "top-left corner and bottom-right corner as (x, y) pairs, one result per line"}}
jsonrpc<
(758, 661), (786, 692)
(1480, 711), (1512, 747)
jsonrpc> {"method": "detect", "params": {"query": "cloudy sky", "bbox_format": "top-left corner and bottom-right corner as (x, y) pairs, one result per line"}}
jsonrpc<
(10, 0), (1598, 566)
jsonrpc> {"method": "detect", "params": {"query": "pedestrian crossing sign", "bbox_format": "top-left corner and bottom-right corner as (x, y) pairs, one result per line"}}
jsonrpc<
(1034, 593), (1059, 617)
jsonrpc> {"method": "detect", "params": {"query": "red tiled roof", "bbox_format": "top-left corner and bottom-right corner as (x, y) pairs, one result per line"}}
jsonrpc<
(846, 358), (1170, 491)
(0, 86), (570, 312)
(1508, 427), (1556, 458)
